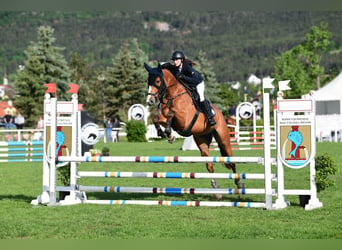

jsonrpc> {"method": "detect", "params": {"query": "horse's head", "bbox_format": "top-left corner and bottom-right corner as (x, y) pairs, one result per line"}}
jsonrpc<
(144, 62), (166, 106)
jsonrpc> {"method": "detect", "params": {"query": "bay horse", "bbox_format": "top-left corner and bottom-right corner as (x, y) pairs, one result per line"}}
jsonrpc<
(226, 116), (236, 134)
(144, 62), (244, 198)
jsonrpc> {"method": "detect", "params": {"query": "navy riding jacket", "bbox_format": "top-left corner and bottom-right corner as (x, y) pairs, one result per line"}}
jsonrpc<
(178, 61), (204, 86)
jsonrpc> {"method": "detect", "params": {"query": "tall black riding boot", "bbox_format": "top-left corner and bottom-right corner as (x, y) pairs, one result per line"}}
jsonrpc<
(201, 99), (216, 127)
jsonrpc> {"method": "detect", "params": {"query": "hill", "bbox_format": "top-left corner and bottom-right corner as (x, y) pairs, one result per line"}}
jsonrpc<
(0, 11), (342, 82)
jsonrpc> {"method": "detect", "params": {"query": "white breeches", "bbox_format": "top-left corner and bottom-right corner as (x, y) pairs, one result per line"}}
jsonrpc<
(196, 81), (205, 102)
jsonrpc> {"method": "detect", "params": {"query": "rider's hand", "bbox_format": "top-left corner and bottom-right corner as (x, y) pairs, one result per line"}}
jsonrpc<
(177, 73), (185, 80)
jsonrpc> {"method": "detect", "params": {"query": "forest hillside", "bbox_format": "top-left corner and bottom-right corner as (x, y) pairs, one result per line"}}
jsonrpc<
(1, 11), (342, 82)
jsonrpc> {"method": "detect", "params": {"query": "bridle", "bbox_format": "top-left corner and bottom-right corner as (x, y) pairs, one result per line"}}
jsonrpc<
(147, 70), (187, 106)
(147, 71), (167, 103)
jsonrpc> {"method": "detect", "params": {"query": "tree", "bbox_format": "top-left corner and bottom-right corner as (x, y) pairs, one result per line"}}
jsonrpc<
(104, 38), (148, 119)
(195, 50), (224, 110)
(302, 22), (332, 89)
(274, 22), (332, 98)
(68, 52), (90, 106)
(218, 84), (240, 116)
(14, 26), (70, 127)
(82, 70), (107, 123)
(274, 47), (312, 98)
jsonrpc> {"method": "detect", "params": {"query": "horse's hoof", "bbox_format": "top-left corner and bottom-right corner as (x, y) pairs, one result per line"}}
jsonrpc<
(214, 194), (223, 200)
(165, 128), (171, 135)
(157, 130), (166, 138)
(226, 163), (234, 170)
(211, 180), (219, 189)
(168, 135), (176, 144)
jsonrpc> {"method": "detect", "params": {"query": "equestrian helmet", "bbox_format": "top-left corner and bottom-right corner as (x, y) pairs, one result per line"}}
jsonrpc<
(171, 50), (185, 60)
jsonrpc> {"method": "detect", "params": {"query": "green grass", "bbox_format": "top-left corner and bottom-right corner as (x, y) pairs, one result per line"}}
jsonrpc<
(0, 139), (341, 239)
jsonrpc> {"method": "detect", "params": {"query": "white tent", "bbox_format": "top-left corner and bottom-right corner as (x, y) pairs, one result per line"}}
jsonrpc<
(313, 71), (342, 141)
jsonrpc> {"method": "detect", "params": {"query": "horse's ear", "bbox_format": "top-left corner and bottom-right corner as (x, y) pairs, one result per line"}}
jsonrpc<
(144, 62), (152, 72)
(157, 63), (162, 72)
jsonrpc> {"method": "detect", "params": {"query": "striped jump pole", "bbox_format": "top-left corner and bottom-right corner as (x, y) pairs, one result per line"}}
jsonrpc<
(0, 141), (43, 146)
(0, 153), (43, 157)
(78, 185), (274, 195)
(78, 171), (273, 180)
(0, 158), (43, 163)
(58, 155), (264, 164)
(83, 199), (266, 208)
(0, 147), (43, 152)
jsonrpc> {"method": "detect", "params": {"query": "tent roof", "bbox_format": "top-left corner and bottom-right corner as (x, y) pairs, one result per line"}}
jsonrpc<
(315, 71), (342, 101)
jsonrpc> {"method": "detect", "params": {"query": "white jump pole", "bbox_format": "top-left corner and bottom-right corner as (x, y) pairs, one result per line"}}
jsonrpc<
(49, 97), (57, 205)
(262, 77), (274, 209)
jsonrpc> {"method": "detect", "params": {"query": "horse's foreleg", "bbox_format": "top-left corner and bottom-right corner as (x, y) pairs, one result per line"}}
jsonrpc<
(153, 111), (167, 138)
(165, 109), (176, 143)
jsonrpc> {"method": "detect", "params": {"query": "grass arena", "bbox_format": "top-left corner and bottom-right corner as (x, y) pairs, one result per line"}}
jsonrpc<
(1, 140), (342, 239)
(1, 89), (342, 239)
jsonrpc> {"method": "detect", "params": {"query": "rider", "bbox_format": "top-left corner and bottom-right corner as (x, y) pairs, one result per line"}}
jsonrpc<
(171, 50), (216, 127)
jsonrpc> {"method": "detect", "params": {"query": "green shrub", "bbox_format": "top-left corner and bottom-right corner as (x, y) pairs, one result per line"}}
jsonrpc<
(315, 153), (338, 192)
(126, 120), (147, 142)
(57, 164), (70, 186)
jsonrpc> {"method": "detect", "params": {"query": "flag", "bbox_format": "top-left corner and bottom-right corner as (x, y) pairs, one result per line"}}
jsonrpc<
(67, 84), (79, 94)
(278, 80), (291, 91)
(45, 83), (57, 97)
(262, 78), (275, 89)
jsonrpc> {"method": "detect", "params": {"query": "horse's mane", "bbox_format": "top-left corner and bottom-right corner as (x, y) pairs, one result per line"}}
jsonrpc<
(161, 62), (178, 76)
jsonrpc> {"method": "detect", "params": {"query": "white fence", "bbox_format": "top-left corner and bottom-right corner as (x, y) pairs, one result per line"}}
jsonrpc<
(0, 129), (44, 142)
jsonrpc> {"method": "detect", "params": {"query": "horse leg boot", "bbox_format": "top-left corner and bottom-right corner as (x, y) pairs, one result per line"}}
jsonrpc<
(207, 163), (223, 200)
(201, 99), (216, 127)
(227, 163), (245, 189)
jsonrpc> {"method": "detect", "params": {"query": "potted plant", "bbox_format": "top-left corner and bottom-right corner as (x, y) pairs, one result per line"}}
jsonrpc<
(89, 148), (101, 156)
(299, 153), (338, 207)
(101, 146), (110, 156)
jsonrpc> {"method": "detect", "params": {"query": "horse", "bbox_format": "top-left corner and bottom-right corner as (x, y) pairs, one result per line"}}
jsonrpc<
(226, 116), (236, 134)
(144, 62), (244, 199)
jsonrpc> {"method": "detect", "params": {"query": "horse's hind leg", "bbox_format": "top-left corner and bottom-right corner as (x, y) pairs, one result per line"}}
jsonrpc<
(214, 131), (245, 190)
(193, 134), (222, 200)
